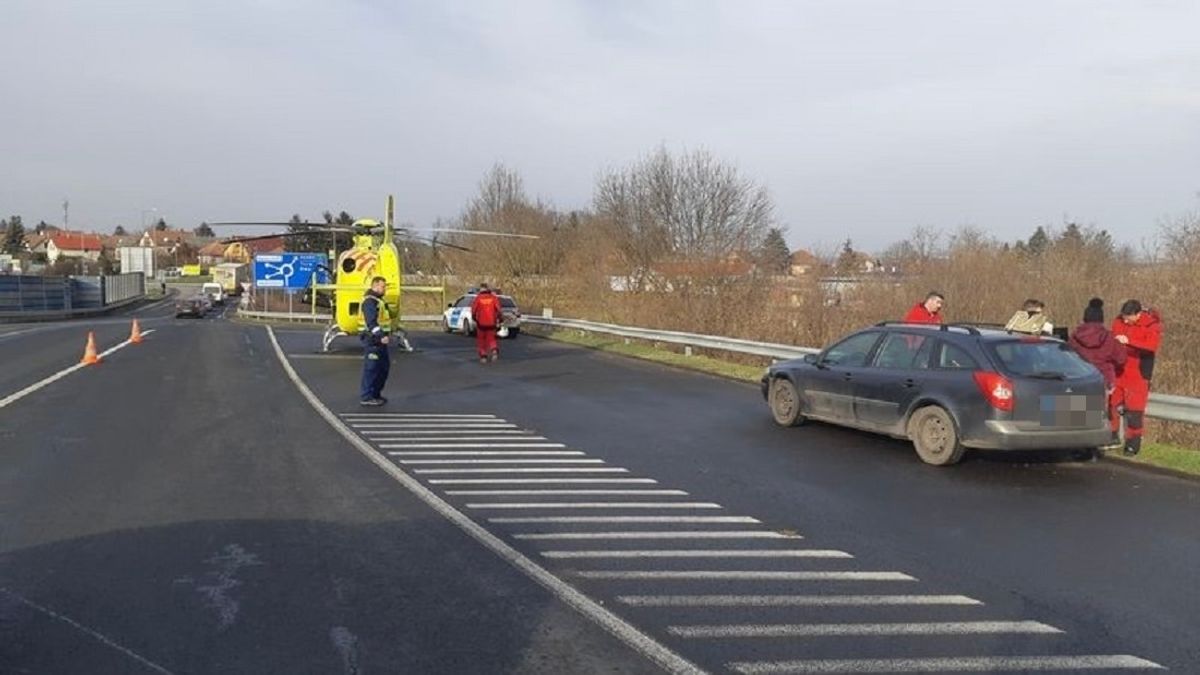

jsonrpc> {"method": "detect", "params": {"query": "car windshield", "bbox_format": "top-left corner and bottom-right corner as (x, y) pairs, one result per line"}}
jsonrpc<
(990, 340), (1096, 379)
(455, 296), (474, 308)
(500, 297), (516, 308)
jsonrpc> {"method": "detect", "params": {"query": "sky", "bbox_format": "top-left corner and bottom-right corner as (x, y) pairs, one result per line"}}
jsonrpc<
(2, 0), (1198, 252)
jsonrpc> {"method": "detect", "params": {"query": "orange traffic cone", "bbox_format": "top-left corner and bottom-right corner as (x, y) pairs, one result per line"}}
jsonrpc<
(81, 331), (102, 365)
(130, 318), (143, 344)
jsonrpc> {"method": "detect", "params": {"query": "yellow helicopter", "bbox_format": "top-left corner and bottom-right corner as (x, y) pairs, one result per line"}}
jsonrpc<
(215, 195), (536, 352)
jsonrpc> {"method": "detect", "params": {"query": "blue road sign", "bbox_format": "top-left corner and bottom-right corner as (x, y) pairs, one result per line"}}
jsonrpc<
(253, 253), (330, 289)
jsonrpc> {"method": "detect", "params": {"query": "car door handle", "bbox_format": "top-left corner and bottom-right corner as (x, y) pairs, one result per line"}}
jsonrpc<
(902, 378), (916, 388)
(842, 373), (853, 381)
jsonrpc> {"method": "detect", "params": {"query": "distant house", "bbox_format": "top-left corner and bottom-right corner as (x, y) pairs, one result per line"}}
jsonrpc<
(789, 250), (819, 276)
(198, 241), (228, 266)
(46, 232), (104, 263)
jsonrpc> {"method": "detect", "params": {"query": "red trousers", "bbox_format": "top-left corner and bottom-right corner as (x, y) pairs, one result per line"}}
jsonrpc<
(476, 327), (498, 358)
(1111, 377), (1150, 439)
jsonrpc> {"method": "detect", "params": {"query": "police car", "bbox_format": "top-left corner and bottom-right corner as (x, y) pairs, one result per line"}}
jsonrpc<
(443, 290), (522, 338)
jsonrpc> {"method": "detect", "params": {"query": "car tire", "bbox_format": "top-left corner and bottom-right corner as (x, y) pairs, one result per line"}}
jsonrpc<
(508, 328), (519, 339)
(443, 320), (453, 333)
(908, 406), (966, 466)
(768, 377), (806, 427)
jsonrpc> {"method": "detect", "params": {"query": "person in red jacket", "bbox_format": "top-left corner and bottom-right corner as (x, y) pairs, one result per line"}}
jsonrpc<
(1111, 299), (1162, 456)
(470, 283), (502, 364)
(1069, 298), (1126, 445)
(903, 291), (944, 324)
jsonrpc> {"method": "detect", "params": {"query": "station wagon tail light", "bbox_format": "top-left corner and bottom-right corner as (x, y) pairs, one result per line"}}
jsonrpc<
(973, 371), (1014, 411)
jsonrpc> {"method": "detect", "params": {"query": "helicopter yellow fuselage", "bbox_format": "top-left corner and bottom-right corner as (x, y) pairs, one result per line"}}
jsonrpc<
(316, 233), (403, 336)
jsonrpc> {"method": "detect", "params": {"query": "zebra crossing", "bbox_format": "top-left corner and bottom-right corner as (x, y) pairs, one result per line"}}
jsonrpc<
(340, 412), (1163, 673)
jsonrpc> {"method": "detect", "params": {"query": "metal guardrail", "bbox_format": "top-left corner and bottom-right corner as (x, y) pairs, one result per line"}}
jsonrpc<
(235, 310), (442, 324)
(524, 315), (1200, 425)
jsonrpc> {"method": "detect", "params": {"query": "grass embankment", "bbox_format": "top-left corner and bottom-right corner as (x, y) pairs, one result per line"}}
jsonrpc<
(531, 327), (1200, 479)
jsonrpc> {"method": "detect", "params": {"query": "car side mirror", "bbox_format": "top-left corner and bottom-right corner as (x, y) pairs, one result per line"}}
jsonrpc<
(803, 353), (820, 366)
(447, 303), (453, 308)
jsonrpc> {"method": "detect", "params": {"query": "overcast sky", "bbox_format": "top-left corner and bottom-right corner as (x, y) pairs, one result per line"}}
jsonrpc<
(2, 0), (1198, 251)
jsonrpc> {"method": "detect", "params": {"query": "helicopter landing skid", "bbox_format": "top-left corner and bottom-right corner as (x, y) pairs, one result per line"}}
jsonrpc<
(321, 324), (415, 353)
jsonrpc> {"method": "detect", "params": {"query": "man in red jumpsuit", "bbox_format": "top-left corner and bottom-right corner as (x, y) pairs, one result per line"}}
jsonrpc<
(904, 291), (945, 324)
(1111, 299), (1162, 456)
(471, 284), (502, 364)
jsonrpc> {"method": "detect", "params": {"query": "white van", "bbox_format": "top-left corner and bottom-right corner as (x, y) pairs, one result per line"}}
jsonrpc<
(201, 282), (225, 306)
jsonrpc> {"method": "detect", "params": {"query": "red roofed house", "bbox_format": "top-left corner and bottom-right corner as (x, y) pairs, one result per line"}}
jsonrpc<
(198, 241), (228, 266)
(789, 249), (820, 276)
(46, 232), (104, 263)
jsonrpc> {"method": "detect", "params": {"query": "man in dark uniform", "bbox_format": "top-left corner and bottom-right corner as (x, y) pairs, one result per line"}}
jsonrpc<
(360, 276), (392, 406)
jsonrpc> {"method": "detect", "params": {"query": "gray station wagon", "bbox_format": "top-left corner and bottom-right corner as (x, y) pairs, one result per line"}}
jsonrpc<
(762, 322), (1113, 465)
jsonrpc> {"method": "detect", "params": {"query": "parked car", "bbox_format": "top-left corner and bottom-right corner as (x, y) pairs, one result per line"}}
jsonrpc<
(174, 296), (208, 319)
(443, 291), (522, 338)
(761, 322), (1112, 466)
(201, 282), (225, 306)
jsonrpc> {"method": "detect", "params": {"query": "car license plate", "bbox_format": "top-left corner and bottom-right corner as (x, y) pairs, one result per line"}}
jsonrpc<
(1039, 394), (1103, 428)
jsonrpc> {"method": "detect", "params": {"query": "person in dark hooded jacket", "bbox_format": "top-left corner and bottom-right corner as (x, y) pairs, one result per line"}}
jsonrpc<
(1069, 298), (1126, 390)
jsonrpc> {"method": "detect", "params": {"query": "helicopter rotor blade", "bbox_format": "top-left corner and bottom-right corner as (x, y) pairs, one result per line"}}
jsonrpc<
(415, 228), (541, 240)
(401, 233), (474, 252)
(220, 229), (349, 244)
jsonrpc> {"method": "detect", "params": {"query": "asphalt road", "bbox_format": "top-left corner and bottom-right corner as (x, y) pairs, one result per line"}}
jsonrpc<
(2, 316), (1196, 673)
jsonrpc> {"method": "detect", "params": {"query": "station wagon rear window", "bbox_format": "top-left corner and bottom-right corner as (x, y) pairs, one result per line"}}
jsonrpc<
(990, 340), (1095, 379)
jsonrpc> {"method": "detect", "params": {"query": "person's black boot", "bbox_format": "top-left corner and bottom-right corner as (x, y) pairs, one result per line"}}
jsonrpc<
(1123, 436), (1142, 457)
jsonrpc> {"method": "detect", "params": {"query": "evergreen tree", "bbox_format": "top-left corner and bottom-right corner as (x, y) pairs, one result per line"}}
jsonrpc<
(2, 215), (26, 255)
(114, 225), (127, 236)
(194, 222), (215, 238)
(758, 227), (791, 274)
(1026, 226), (1049, 255)
(836, 238), (858, 273)
(154, 218), (168, 232)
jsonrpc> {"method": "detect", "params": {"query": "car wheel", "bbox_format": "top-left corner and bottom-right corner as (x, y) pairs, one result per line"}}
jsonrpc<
(768, 377), (806, 427)
(908, 406), (966, 466)
(444, 320), (453, 333)
(508, 328), (519, 339)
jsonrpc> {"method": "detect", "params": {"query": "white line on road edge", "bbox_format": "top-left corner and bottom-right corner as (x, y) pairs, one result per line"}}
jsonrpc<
(544, 550), (852, 559)
(577, 571), (915, 581)
(493, 516), (757, 523)
(387, 449), (576, 455)
(516, 531), (799, 540)
(727, 655), (1164, 673)
(468, 502), (723, 509)
(669, 620), (1061, 638)
(401, 458), (605, 465)
(385, 443), (568, 449)
(0, 330), (156, 411)
(448, 490), (689, 496)
(0, 588), (175, 674)
(264, 326), (705, 675)
(414, 468), (631, 474)
(432, 479), (658, 485)
(617, 595), (982, 607)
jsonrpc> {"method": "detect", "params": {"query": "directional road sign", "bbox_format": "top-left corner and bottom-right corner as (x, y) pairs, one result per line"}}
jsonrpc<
(253, 253), (330, 289)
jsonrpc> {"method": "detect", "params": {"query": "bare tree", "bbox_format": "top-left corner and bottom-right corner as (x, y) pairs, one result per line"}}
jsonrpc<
(594, 146), (774, 287)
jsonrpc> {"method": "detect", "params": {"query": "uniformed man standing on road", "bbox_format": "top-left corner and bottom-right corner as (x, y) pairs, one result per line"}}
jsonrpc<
(360, 276), (392, 406)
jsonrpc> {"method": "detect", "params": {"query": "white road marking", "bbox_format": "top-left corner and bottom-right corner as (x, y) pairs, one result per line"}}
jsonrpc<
(670, 620), (1060, 638)
(414, 468), (630, 474)
(341, 413), (499, 418)
(578, 571), (914, 581)
(364, 430), (535, 436)
(544, 550), (852, 559)
(618, 595), (982, 608)
(0, 587), (176, 675)
(381, 437), (551, 444)
(0, 330), (156, 411)
(447, 489), (688, 496)
(468, 502), (722, 509)
(431, 478), (659, 485)
(387, 449), (577, 455)
(400, 458), (605, 465)
(329, 626), (361, 675)
(384, 443), (568, 449)
(516, 531), (800, 540)
(493, 516), (757, 523)
(728, 655), (1164, 673)
(266, 327), (705, 674)
(352, 423), (518, 429)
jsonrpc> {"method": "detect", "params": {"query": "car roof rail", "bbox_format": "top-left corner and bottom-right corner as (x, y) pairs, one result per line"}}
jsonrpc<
(873, 320), (980, 336)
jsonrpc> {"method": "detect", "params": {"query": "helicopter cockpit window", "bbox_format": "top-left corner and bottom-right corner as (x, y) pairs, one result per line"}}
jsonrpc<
(454, 296), (473, 308)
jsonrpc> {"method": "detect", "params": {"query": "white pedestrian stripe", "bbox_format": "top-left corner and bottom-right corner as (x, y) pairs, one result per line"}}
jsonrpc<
(728, 655), (1164, 673)
(516, 531), (800, 540)
(432, 479), (659, 485)
(400, 459), (605, 465)
(669, 620), (1061, 638)
(333, 410), (1163, 674)
(543, 550), (852, 559)
(577, 571), (915, 581)
(415, 468), (631, 474)
(387, 450), (580, 456)
(468, 502), (722, 510)
(618, 595), (982, 607)
(493, 515), (757, 523)
(385, 444), (568, 450)
(448, 489), (688, 496)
